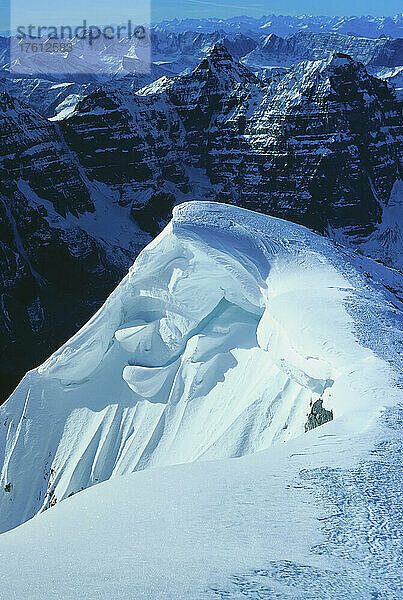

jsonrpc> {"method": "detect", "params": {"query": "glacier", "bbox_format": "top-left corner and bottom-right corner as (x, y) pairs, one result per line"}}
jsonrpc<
(0, 201), (401, 539)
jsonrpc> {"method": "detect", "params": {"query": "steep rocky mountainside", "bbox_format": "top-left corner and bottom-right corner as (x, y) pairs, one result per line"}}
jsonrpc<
(0, 88), (182, 401)
(142, 44), (259, 159)
(0, 100), (122, 400)
(209, 53), (401, 238)
(244, 31), (403, 70)
(0, 44), (402, 402)
(0, 75), (219, 402)
(0, 92), (93, 215)
(58, 88), (189, 227)
(0, 77), (94, 118)
(0, 181), (128, 403)
(2, 28), (401, 120)
(140, 46), (402, 253)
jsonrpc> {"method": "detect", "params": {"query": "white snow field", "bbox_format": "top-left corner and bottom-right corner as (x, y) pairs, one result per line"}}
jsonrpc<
(0, 202), (401, 598)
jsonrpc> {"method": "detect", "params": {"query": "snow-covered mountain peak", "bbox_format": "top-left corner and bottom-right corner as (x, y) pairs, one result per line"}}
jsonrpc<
(187, 41), (259, 84)
(261, 32), (286, 52)
(205, 41), (234, 60)
(138, 44), (260, 116)
(0, 201), (400, 534)
(262, 51), (393, 112)
(263, 32), (281, 42)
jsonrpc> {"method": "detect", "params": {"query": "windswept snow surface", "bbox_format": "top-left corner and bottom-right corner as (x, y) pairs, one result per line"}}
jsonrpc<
(0, 404), (402, 600)
(0, 201), (401, 541)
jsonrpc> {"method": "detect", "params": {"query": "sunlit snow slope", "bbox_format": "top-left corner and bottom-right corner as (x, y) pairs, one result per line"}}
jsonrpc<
(0, 201), (401, 534)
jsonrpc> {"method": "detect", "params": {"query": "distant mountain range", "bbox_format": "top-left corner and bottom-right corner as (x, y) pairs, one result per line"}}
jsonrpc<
(2, 14), (402, 40)
(244, 30), (403, 69)
(156, 14), (403, 39)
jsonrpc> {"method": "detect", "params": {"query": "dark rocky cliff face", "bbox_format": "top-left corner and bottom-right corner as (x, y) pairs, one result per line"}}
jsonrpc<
(204, 53), (401, 239)
(0, 92), (92, 216)
(0, 81), (193, 402)
(59, 88), (189, 210)
(0, 45), (401, 402)
(0, 91), (143, 402)
(141, 47), (401, 241)
(144, 44), (259, 168)
(0, 182), (128, 401)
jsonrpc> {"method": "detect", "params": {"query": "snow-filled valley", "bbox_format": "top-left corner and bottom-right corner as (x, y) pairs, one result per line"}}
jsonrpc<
(0, 202), (401, 599)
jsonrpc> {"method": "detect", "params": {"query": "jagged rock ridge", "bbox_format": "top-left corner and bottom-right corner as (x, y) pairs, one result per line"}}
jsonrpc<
(140, 46), (402, 253)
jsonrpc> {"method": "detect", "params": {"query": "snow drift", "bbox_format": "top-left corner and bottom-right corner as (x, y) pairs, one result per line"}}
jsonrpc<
(0, 201), (400, 534)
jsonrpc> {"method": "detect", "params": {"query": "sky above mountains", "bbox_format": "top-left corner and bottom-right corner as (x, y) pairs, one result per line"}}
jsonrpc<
(3, 0), (402, 33)
(155, 1), (402, 20)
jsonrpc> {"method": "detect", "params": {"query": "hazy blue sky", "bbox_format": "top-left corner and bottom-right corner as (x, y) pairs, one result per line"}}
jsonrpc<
(2, 0), (402, 32)
(155, 0), (402, 21)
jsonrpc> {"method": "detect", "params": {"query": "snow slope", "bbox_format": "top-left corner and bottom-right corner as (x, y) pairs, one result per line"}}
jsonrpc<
(0, 379), (401, 599)
(359, 179), (403, 270)
(0, 202), (401, 536)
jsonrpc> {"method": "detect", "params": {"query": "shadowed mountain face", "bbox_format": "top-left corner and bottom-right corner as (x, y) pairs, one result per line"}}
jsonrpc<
(205, 52), (401, 235)
(0, 183), (128, 401)
(141, 47), (401, 241)
(0, 44), (402, 403)
(244, 31), (403, 69)
(0, 89), (180, 401)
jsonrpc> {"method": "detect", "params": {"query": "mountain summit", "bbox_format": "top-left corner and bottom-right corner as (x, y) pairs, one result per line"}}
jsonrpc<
(0, 202), (401, 534)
